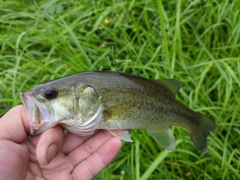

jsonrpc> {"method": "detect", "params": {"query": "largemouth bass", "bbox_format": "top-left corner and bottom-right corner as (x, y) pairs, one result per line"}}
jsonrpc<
(20, 72), (217, 153)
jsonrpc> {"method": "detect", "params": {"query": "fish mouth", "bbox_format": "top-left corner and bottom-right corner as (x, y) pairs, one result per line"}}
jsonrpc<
(20, 91), (52, 135)
(20, 91), (40, 135)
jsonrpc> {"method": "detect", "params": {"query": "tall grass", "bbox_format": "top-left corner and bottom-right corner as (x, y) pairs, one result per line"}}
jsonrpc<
(1, 0), (240, 179)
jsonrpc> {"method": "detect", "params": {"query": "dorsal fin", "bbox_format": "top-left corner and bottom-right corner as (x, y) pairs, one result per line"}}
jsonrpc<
(156, 79), (182, 95)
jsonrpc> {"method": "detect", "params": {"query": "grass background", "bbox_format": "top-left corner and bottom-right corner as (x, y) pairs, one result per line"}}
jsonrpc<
(0, 0), (240, 179)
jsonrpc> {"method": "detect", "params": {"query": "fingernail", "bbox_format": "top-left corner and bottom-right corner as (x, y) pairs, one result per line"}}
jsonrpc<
(45, 144), (58, 165)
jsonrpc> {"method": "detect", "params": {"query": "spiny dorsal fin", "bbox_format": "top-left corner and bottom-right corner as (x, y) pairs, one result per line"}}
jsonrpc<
(156, 79), (182, 95)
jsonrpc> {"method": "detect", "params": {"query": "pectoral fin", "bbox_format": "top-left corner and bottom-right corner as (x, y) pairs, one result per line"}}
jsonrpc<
(108, 130), (133, 142)
(148, 128), (176, 151)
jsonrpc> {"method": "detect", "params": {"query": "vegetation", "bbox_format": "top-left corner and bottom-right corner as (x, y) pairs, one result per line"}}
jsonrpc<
(1, 0), (240, 179)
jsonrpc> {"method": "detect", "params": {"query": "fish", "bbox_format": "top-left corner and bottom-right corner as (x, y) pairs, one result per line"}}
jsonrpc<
(20, 72), (217, 153)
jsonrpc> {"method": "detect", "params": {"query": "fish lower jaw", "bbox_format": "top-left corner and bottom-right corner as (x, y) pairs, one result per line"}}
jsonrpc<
(29, 118), (58, 135)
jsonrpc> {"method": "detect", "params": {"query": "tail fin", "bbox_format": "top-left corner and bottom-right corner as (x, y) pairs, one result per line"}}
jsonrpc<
(189, 115), (217, 154)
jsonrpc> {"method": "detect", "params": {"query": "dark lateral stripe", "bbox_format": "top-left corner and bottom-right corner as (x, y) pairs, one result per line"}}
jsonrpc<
(169, 108), (199, 125)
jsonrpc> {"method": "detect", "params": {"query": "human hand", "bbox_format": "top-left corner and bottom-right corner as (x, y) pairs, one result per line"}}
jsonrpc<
(0, 105), (122, 180)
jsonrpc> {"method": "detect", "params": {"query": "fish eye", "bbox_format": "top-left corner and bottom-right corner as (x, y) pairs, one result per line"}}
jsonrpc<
(43, 87), (58, 100)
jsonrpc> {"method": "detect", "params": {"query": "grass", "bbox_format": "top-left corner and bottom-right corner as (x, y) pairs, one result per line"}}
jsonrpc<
(1, 0), (240, 179)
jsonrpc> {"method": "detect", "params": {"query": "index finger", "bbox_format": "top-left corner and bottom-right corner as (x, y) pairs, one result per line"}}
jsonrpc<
(72, 136), (122, 179)
(0, 105), (30, 142)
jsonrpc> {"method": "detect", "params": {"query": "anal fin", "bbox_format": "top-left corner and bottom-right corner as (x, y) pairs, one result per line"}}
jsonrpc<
(108, 130), (133, 142)
(148, 128), (176, 151)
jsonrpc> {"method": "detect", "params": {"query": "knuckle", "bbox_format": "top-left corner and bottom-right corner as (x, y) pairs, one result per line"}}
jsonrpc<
(82, 142), (93, 155)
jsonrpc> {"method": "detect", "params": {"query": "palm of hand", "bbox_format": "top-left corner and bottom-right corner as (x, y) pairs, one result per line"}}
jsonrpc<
(0, 106), (122, 180)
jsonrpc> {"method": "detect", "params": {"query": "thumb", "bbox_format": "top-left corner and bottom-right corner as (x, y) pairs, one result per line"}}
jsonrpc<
(36, 126), (65, 165)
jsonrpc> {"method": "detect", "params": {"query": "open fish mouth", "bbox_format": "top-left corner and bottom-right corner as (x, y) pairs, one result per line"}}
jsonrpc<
(20, 91), (52, 135)
(20, 91), (39, 135)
